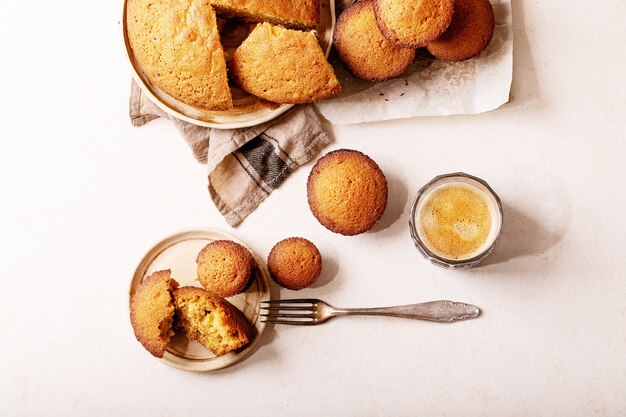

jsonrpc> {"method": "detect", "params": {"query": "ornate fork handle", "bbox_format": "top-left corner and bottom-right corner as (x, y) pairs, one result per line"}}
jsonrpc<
(332, 300), (481, 323)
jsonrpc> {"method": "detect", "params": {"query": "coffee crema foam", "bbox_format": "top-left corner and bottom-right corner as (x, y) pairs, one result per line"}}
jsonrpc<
(417, 182), (494, 260)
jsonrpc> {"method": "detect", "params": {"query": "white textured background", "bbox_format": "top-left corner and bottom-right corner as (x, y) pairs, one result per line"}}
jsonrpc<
(1, 0), (625, 415)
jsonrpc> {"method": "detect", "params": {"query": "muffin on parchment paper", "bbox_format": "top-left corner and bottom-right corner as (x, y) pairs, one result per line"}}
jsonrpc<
(307, 149), (388, 236)
(333, 0), (415, 81)
(130, 270), (179, 358)
(268, 237), (322, 290)
(173, 287), (253, 356)
(230, 23), (341, 104)
(196, 240), (256, 297)
(373, 0), (454, 48)
(426, 0), (495, 62)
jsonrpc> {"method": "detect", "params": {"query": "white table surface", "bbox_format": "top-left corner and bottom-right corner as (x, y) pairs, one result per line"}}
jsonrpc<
(1, 0), (625, 415)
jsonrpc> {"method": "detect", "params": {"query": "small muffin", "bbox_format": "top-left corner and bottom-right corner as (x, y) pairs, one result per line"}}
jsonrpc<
(230, 23), (342, 103)
(130, 270), (179, 358)
(173, 287), (253, 356)
(373, 0), (454, 48)
(426, 0), (495, 62)
(268, 238), (322, 290)
(196, 240), (256, 297)
(307, 149), (388, 235)
(334, 0), (415, 81)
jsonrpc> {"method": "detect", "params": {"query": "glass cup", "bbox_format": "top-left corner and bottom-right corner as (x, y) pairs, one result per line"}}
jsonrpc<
(409, 172), (503, 269)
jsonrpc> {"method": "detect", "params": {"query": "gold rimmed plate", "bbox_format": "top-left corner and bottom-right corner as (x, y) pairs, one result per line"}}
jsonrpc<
(129, 228), (271, 371)
(122, 0), (335, 129)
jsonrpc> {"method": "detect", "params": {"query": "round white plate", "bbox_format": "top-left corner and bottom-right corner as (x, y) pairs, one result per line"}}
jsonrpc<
(122, 0), (335, 129)
(129, 228), (271, 371)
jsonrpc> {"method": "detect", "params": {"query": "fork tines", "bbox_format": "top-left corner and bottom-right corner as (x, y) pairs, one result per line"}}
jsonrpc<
(260, 299), (317, 325)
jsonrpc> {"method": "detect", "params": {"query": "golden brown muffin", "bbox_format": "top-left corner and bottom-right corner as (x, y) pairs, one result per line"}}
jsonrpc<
(173, 287), (253, 356)
(334, 0), (416, 81)
(230, 23), (341, 104)
(126, 0), (232, 110)
(130, 270), (179, 358)
(196, 240), (256, 297)
(268, 237), (322, 290)
(307, 149), (388, 236)
(373, 0), (454, 48)
(210, 0), (319, 29)
(426, 0), (495, 62)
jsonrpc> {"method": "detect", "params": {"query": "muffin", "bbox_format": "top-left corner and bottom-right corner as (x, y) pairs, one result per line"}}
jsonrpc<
(307, 149), (388, 235)
(210, 0), (319, 30)
(333, 0), (415, 81)
(126, 0), (232, 110)
(196, 240), (256, 297)
(426, 0), (495, 62)
(173, 287), (253, 356)
(230, 23), (342, 103)
(373, 0), (454, 48)
(268, 237), (322, 290)
(130, 270), (180, 358)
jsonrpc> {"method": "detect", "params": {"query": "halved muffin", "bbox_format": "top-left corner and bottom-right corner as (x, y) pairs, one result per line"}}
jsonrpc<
(130, 270), (179, 358)
(230, 23), (341, 104)
(173, 287), (253, 356)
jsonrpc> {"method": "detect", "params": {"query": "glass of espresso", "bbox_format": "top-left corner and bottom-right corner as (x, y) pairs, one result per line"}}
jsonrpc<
(409, 173), (503, 269)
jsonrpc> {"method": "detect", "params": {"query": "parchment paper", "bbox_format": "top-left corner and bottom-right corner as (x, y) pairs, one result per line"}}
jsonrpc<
(316, 0), (513, 124)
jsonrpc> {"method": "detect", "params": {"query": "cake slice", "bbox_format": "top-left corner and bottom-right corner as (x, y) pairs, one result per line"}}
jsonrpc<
(173, 287), (253, 356)
(230, 23), (341, 104)
(130, 270), (179, 358)
(210, 0), (319, 30)
(127, 0), (232, 110)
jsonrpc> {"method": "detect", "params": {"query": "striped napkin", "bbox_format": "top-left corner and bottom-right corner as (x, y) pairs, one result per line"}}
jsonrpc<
(129, 81), (332, 226)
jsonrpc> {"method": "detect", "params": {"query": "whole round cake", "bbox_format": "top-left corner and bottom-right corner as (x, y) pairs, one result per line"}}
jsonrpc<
(333, 0), (416, 81)
(196, 240), (256, 297)
(267, 237), (322, 290)
(426, 0), (495, 62)
(307, 149), (388, 235)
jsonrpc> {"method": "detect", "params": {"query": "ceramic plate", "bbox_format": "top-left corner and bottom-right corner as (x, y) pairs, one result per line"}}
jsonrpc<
(129, 228), (270, 371)
(122, 0), (335, 129)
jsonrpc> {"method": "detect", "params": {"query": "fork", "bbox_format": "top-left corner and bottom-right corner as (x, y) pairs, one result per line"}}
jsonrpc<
(260, 299), (481, 325)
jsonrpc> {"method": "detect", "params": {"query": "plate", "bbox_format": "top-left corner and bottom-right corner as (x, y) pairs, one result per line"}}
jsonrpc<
(122, 0), (336, 129)
(129, 228), (271, 371)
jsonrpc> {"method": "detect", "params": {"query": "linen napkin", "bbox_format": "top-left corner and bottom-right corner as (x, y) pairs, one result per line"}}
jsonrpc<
(129, 81), (333, 226)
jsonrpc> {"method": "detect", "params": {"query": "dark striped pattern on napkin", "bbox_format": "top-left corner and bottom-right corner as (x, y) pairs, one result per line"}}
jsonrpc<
(129, 81), (332, 226)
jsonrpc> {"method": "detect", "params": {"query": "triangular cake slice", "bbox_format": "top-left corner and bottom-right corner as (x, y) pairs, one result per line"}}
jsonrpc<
(210, 0), (319, 30)
(230, 23), (341, 104)
(130, 270), (180, 358)
(127, 0), (232, 110)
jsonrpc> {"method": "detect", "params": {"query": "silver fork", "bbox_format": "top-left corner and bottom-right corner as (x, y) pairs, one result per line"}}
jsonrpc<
(260, 299), (481, 325)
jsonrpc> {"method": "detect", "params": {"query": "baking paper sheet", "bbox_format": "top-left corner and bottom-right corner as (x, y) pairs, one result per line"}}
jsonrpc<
(316, 0), (513, 124)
